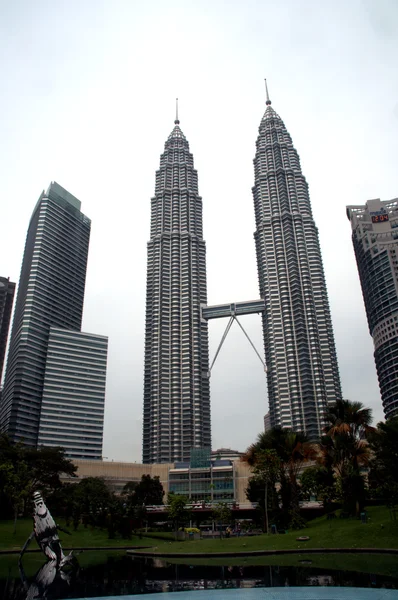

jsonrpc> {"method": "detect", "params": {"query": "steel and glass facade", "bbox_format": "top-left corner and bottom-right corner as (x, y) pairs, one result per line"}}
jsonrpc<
(347, 198), (398, 420)
(143, 118), (210, 463)
(38, 328), (108, 459)
(0, 182), (91, 445)
(0, 277), (15, 382)
(169, 460), (235, 502)
(253, 98), (342, 439)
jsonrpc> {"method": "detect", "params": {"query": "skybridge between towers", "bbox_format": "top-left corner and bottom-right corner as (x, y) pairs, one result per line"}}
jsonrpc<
(200, 299), (267, 376)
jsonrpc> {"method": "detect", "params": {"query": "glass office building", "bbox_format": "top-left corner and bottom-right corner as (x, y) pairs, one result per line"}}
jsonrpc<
(0, 277), (15, 382)
(0, 182), (107, 452)
(38, 328), (108, 459)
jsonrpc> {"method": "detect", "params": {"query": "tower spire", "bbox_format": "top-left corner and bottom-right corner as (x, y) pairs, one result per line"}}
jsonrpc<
(175, 98), (179, 124)
(265, 79), (271, 105)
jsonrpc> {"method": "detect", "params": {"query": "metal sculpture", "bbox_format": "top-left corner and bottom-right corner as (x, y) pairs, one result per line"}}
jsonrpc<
(19, 490), (74, 566)
(19, 491), (77, 598)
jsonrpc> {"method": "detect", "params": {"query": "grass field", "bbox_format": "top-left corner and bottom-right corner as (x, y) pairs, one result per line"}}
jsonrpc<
(0, 519), (153, 552)
(1, 505), (397, 556)
(135, 506), (398, 555)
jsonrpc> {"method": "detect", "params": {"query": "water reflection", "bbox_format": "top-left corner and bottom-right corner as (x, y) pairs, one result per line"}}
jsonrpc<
(19, 559), (78, 600)
(0, 553), (397, 599)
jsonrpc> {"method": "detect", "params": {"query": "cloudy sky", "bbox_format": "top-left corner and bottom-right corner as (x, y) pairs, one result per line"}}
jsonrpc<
(1, 0), (397, 462)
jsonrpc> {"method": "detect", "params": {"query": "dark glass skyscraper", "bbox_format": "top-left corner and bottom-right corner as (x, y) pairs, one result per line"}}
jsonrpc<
(143, 116), (210, 464)
(0, 182), (91, 446)
(347, 198), (398, 420)
(253, 88), (342, 439)
(0, 277), (15, 382)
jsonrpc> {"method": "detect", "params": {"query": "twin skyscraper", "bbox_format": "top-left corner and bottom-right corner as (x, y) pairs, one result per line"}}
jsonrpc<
(143, 89), (342, 464)
(0, 88), (346, 463)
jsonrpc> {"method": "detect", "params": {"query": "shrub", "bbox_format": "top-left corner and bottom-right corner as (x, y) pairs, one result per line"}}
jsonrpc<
(136, 530), (175, 541)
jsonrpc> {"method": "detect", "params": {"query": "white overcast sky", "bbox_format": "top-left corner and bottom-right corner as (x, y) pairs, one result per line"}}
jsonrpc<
(1, 0), (397, 462)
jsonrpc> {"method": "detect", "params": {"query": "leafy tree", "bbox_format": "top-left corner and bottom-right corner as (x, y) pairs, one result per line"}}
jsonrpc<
(126, 475), (164, 507)
(242, 427), (316, 525)
(46, 483), (80, 526)
(122, 481), (138, 496)
(248, 449), (280, 533)
(368, 417), (398, 510)
(0, 460), (30, 533)
(167, 493), (188, 535)
(133, 503), (148, 530)
(212, 502), (232, 537)
(246, 476), (265, 504)
(368, 417), (398, 486)
(74, 477), (113, 528)
(0, 435), (77, 525)
(25, 445), (77, 491)
(299, 465), (336, 510)
(212, 501), (232, 522)
(336, 467), (367, 515)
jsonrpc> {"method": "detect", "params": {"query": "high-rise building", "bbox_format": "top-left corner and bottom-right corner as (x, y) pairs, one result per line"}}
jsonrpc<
(263, 412), (271, 432)
(38, 328), (108, 459)
(347, 198), (398, 420)
(0, 182), (104, 450)
(143, 114), (210, 463)
(0, 277), (16, 382)
(252, 86), (342, 439)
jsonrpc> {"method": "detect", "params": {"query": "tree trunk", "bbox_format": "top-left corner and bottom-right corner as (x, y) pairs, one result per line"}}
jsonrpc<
(265, 481), (269, 534)
(13, 507), (18, 535)
(174, 521), (178, 540)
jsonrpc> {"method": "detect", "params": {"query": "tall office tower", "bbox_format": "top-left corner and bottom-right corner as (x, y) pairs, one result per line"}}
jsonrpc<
(0, 277), (16, 381)
(347, 198), (398, 420)
(38, 328), (108, 459)
(263, 412), (271, 432)
(252, 86), (342, 439)
(143, 114), (210, 463)
(0, 182), (91, 446)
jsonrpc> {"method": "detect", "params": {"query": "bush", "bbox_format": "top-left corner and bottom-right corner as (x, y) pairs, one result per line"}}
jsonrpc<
(136, 530), (175, 541)
(289, 511), (307, 530)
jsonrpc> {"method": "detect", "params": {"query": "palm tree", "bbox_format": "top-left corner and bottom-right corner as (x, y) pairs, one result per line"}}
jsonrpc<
(320, 399), (373, 515)
(321, 399), (373, 472)
(319, 429), (371, 478)
(324, 399), (373, 441)
(242, 427), (317, 516)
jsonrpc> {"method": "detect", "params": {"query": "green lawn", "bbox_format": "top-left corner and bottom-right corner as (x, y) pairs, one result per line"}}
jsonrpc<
(0, 519), (153, 552)
(1, 506), (397, 556)
(133, 506), (398, 555)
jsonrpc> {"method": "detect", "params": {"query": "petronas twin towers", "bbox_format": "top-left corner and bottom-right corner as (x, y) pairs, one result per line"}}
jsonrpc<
(254, 95), (341, 438)
(143, 89), (341, 463)
(143, 116), (210, 464)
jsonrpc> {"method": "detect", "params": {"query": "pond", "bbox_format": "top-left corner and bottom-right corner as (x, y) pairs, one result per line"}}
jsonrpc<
(0, 551), (397, 599)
